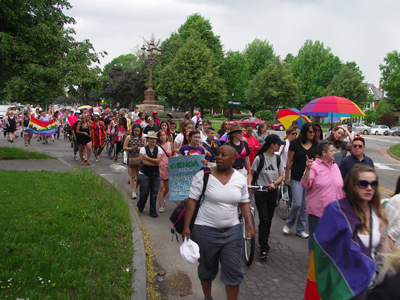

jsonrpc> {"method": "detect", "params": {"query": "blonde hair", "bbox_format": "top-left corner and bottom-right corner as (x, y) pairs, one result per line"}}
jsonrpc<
(377, 249), (400, 282)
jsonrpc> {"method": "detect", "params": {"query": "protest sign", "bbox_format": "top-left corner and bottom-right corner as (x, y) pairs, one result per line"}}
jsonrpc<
(168, 155), (205, 201)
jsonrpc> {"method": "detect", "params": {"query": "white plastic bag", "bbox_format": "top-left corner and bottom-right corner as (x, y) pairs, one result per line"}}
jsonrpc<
(180, 238), (200, 264)
(123, 151), (127, 164)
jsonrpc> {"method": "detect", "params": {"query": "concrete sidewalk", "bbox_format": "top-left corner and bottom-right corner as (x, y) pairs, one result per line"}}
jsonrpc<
(0, 154), (147, 300)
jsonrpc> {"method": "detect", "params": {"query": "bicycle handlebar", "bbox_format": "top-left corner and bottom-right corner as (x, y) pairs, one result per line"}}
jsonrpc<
(247, 185), (269, 191)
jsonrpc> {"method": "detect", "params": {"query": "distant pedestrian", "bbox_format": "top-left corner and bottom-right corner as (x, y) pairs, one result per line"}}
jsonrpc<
(90, 114), (106, 162)
(152, 111), (160, 127)
(124, 123), (146, 199)
(75, 114), (92, 166)
(192, 111), (202, 127)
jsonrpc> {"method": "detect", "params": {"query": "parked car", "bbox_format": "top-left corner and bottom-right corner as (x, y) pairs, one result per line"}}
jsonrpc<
(370, 125), (389, 135)
(352, 123), (371, 135)
(392, 128), (400, 136)
(388, 126), (400, 136)
(229, 117), (265, 129)
(271, 122), (285, 131)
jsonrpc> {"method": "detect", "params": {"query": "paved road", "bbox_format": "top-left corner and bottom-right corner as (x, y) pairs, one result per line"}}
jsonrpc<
(2, 131), (399, 300)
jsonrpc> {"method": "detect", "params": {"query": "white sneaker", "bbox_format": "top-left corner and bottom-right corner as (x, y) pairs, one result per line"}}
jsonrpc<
(296, 231), (309, 239)
(83, 156), (87, 162)
(158, 207), (165, 213)
(283, 225), (290, 235)
(131, 192), (137, 199)
(74, 155), (78, 161)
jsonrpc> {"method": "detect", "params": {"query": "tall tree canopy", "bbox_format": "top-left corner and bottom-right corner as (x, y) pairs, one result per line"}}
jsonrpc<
(323, 66), (368, 106)
(243, 38), (275, 77)
(157, 33), (225, 113)
(291, 40), (342, 105)
(1, 0), (105, 104)
(245, 57), (301, 121)
(380, 50), (400, 110)
(102, 54), (141, 76)
(155, 14), (224, 109)
(220, 51), (250, 110)
(177, 13), (224, 66)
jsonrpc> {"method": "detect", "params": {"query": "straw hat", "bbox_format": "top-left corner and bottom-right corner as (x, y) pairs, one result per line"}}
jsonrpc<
(146, 131), (157, 139)
(229, 123), (243, 133)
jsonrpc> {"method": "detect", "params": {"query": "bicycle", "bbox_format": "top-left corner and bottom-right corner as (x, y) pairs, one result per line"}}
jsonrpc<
(240, 185), (268, 266)
(105, 133), (115, 159)
(277, 177), (292, 220)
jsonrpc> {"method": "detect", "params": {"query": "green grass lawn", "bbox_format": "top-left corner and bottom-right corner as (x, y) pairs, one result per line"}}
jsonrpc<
(0, 146), (55, 160)
(389, 143), (400, 158)
(0, 170), (134, 299)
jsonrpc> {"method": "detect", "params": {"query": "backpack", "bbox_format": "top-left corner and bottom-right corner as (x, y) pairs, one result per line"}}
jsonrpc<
(169, 167), (211, 240)
(251, 154), (281, 186)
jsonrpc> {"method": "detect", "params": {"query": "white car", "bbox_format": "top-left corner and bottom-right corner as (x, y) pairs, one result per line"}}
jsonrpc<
(352, 123), (371, 135)
(370, 125), (389, 135)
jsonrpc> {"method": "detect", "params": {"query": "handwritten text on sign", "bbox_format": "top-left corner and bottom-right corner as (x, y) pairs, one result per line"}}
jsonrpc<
(168, 155), (205, 201)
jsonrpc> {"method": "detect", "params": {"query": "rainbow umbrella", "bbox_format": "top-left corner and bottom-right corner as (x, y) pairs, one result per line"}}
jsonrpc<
(299, 96), (365, 118)
(278, 108), (312, 130)
(322, 115), (350, 124)
(78, 105), (92, 110)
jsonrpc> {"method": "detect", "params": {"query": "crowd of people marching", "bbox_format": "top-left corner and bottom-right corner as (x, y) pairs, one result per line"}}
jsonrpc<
(2, 103), (400, 300)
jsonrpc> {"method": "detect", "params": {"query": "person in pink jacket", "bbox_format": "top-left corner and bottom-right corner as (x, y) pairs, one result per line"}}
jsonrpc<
(300, 140), (344, 253)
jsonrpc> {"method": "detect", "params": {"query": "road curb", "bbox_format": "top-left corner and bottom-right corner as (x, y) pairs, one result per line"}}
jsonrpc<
(386, 148), (400, 163)
(100, 175), (147, 300)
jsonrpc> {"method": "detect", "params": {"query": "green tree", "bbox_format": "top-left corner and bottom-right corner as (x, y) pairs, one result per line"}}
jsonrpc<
(1, 0), (105, 105)
(157, 33), (225, 113)
(345, 61), (365, 80)
(220, 51), (250, 111)
(291, 40), (342, 106)
(363, 108), (379, 125)
(376, 98), (395, 116)
(243, 38), (275, 77)
(245, 57), (301, 122)
(379, 50), (400, 110)
(177, 13), (224, 66)
(323, 66), (368, 106)
(102, 64), (147, 108)
(102, 54), (141, 76)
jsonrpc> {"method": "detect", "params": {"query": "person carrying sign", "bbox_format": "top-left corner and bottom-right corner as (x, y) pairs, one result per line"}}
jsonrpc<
(247, 134), (284, 259)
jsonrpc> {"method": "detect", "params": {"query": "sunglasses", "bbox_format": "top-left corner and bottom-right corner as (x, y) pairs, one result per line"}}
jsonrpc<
(355, 180), (378, 190)
(353, 144), (364, 149)
(290, 132), (297, 135)
(307, 131), (315, 134)
(316, 129), (321, 132)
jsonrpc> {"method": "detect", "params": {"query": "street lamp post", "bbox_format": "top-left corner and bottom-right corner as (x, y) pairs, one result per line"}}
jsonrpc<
(231, 92), (234, 121)
(141, 41), (162, 105)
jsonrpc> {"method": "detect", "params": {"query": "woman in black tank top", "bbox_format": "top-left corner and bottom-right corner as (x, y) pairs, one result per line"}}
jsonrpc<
(22, 111), (32, 146)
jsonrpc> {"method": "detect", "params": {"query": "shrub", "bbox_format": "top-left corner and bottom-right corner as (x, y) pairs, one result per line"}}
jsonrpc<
(380, 113), (397, 127)
(255, 110), (273, 121)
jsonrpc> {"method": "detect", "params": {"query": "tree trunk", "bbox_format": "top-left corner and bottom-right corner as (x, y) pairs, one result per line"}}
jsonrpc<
(272, 100), (277, 123)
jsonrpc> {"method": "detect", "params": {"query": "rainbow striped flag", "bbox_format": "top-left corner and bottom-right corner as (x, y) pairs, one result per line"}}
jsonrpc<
(25, 117), (56, 136)
(304, 199), (376, 300)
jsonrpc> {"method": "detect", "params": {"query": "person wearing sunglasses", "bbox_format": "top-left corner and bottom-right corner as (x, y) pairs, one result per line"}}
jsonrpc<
(300, 140), (344, 253)
(305, 165), (390, 299)
(339, 137), (374, 180)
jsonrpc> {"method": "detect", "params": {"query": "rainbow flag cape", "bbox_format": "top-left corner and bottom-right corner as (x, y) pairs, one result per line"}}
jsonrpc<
(25, 117), (56, 136)
(304, 199), (376, 300)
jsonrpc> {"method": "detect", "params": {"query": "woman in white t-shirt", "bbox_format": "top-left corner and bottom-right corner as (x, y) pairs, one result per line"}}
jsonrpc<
(182, 145), (255, 300)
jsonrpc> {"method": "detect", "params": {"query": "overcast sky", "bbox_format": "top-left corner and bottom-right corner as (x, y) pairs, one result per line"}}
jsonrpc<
(66, 0), (399, 86)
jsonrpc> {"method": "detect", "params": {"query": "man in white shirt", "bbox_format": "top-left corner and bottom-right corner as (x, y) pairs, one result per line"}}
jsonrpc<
(192, 111), (202, 127)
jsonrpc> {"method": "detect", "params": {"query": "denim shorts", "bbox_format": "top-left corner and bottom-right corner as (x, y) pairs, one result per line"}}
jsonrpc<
(191, 224), (243, 286)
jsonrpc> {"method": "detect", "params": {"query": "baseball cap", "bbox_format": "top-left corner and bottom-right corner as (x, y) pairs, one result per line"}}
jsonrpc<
(152, 111), (157, 114)
(196, 112), (200, 115)
(265, 134), (285, 146)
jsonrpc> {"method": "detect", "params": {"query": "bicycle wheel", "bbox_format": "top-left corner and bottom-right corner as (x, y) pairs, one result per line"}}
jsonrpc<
(242, 209), (255, 266)
(278, 185), (290, 220)
(107, 141), (115, 159)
